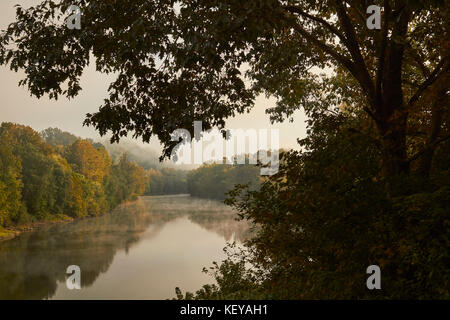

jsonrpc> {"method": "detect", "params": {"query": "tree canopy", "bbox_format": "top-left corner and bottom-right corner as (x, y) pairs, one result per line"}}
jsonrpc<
(0, 0), (448, 175)
(0, 123), (149, 225)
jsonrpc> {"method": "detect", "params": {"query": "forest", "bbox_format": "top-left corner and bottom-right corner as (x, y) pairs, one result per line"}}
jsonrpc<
(0, 124), (260, 234)
(0, 124), (148, 231)
(187, 164), (261, 200)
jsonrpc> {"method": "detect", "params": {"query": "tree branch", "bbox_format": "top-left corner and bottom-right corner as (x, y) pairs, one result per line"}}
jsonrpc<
(343, 0), (366, 25)
(408, 56), (449, 106)
(282, 5), (347, 44)
(408, 134), (450, 163)
(288, 21), (356, 77)
(375, 0), (391, 106)
(406, 44), (431, 78)
(334, 0), (375, 100)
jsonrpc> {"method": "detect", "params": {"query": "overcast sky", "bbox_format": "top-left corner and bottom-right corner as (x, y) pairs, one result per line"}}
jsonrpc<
(0, 0), (307, 153)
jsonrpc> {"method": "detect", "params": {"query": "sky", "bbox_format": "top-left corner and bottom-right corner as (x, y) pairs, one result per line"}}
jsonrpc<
(0, 0), (308, 154)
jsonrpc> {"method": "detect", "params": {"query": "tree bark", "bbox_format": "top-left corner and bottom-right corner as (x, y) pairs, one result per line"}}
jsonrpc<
(377, 110), (409, 177)
(375, 3), (411, 178)
(416, 90), (447, 177)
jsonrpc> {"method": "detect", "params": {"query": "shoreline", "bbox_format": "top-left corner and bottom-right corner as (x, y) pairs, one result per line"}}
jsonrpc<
(0, 197), (147, 243)
(0, 218), (75, 242)
(0, 195), (205, 243)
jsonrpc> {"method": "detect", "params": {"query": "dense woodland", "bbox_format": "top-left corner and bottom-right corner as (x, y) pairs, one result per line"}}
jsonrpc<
(0, 0), (448, 299)
(0, 124), (260, 229)
(187, 164), (261, 200)
(0, 124), (148, 228)
(145, 168), (188, 196)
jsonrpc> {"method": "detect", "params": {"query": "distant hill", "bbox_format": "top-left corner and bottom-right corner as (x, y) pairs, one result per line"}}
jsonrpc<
(39, 127), (197, 170)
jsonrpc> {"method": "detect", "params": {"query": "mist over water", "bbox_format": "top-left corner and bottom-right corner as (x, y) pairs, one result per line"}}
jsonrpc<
(0, 196), (251, 300)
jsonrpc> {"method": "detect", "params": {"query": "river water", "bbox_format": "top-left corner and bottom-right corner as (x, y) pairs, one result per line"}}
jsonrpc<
(0, 195), (250, 300)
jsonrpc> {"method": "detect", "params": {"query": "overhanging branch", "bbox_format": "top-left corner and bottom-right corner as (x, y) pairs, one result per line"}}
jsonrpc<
(375, 0), (391, 106)
(334, 0), (375, 100)
(282, 5), (346, 43)
(288, 21), (355, 73)
(408, 134), (450, 163)
(408, 57), (449, 106)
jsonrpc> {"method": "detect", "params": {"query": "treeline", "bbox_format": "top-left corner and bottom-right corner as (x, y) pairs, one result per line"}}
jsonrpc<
(143, 164), (261, 200)
(0, 124), (147, 227)
(102, 140), (198, 171)
(145, 168), (188, 195)
(187, 164), (261, 200)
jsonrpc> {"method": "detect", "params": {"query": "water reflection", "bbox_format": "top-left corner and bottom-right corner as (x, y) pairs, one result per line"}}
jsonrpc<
(0, 196), (250, 300)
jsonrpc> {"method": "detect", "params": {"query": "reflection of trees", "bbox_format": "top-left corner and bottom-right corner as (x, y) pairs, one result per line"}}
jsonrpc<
(0, 198), (179, 300)
(141, 195), (252, 242)
(0, 196), (251, 300)
(188, 214), (252, 243)
(147, 195), (253, 242)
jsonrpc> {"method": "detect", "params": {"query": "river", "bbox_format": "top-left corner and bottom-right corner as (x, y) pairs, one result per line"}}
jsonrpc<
(0, 195), (251, 300)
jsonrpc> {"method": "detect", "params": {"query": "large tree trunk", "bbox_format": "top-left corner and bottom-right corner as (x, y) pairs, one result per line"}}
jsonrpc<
(374, 2), (411, 178)
(416, 89), (447, 177)
(377, 109), (409, 177)
(376, 58), (410, 177)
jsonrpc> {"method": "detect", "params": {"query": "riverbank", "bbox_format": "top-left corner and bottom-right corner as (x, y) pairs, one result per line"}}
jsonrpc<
(0, 198), (149, 242)
(0, 196), (246, 299)
(0, 214), (74, 242)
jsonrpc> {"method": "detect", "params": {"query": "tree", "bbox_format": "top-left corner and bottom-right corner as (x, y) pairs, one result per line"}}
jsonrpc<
(0, 0), (447, 177)
(64, 139), (111, 183)
(104, 153), (148, 207)
(116, 154), (147, 200)
(66, 170), (107, 218)
(0, 123), (64, 219)
(0, 133), (23, 225)
(178, 106), (449, 299)
(145, 169), (164, 195)
(0, 122), (149, 225)
(40, 127), (79, 147)
(187, 163), (260, 200)
(144, 168), (188, 195)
